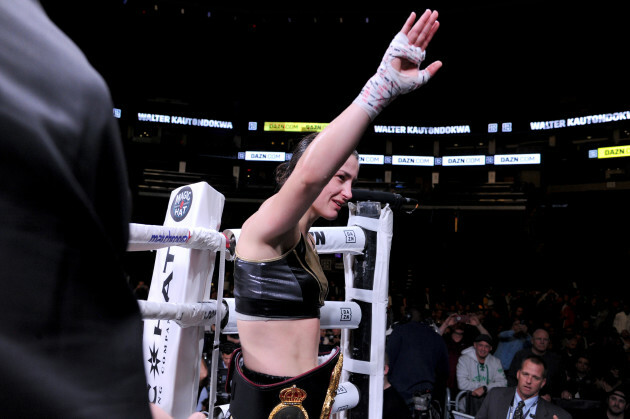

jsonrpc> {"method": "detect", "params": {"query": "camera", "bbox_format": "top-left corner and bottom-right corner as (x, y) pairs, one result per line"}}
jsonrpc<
(412, 391), (432, 419)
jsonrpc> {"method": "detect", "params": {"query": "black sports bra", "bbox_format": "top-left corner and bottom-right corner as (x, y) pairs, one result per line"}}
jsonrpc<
(233, 234), (328, 319)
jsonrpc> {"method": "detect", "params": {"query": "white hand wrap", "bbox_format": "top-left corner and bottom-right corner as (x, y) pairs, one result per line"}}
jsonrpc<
(353, 32), (431, 120)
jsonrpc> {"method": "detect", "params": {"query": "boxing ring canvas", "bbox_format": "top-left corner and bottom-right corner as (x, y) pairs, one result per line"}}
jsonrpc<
(132, 182), (394, 419)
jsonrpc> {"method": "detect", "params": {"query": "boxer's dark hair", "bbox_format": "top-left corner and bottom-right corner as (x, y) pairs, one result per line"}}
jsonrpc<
(274, 133), (359, 189)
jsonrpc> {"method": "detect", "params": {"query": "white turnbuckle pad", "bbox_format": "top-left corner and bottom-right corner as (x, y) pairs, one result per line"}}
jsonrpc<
(142, 182), (224, 418)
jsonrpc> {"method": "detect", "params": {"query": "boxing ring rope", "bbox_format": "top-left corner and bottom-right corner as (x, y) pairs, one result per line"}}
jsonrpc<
(128, 222), (368, 257)
(138, 299), (363, 333)
(128, 223), (227, 252)
(133, 182), (393, 419)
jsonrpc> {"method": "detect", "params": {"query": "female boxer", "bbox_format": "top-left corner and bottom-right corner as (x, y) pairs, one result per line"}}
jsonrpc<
(228, 10), (443, 419)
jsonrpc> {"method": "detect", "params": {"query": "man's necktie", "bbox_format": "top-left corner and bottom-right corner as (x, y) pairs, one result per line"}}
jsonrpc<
(513, 400), (525, 419)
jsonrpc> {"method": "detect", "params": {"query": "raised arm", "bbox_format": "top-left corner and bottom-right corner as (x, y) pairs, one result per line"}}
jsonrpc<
(468, 313), (491, 338)
(438, 313), (460, 335)
(241, 10), (442, 249)
(299, 9), (443, 183)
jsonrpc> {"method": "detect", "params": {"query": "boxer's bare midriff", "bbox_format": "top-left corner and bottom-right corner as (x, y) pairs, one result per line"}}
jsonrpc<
(237, 318), (321, 377)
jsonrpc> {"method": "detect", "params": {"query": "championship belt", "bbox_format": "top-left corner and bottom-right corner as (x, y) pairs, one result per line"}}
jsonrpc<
(227, 347), (343, 419)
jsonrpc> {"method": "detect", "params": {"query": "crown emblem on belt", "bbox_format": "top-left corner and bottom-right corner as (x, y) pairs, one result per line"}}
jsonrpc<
(269, 385), (309, 419)
(279, 386), (307, 404)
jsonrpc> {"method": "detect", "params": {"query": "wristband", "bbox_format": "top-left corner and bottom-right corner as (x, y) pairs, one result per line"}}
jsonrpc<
(353, 32), (431, 120)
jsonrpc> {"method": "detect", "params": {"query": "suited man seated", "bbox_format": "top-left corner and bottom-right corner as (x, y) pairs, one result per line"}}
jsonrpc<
(476, 354), (572, 419)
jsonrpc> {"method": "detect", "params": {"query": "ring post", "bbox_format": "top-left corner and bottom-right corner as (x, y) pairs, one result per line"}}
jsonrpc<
(339, 201), (393, 419)
(142, 182), (224, 418)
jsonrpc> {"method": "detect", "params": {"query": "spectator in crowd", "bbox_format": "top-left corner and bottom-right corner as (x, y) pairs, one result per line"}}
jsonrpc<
(614, 302), (630, 337)
(559, 333), (581, 373)
(590, 327), (628, 393)
(439, 312), (492, 340)
(319, 329), (341, 352)
(508, 328), (565, 400)
(456, 334), (507, 414)
(442, 321), (469, 396)
(431, 306), (446, 327)
(320, 328), (333, 350)
(601, 385), (629, 419)
(200, 357), (209, 398)
(225, 332), (241, 347)
(595, 359), (627, 396)
(439, 311), (492, 395)
(387, 307), (449, 404)
(319, 328), (341, 351)
(196, 341), (238, 411)
(574, 317), (596, 351)
(561, 353), (601, 401)
(512, 305), (529, 325)
(217, 342), (238, 405)
(476, 355), (572, 419)
(386, 282), (630, 416)
(383, 352), (412, 419)
(494, 319), (532, 379)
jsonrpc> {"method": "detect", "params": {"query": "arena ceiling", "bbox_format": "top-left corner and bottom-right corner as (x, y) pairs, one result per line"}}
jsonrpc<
(41, 1), (629, 125)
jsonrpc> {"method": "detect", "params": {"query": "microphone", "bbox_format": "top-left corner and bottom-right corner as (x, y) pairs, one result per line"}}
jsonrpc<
(351, 189), (418, 210)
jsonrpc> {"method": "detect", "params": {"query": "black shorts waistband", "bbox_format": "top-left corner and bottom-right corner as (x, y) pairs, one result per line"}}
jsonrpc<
(227, 347), (342, 419)
(241, 364), (291, 386)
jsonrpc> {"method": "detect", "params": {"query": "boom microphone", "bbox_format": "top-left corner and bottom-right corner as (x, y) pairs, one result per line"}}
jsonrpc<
(351, 189), (418, 210)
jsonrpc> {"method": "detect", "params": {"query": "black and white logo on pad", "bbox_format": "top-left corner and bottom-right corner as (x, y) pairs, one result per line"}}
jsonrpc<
(171, 186), (193, 222)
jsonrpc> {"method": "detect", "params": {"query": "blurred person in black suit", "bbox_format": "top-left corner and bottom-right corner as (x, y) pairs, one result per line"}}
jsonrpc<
(0, 1), (150, 417)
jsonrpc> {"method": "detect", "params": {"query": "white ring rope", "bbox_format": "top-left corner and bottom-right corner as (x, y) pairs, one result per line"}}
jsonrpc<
(138, 300), (220, 328)
(127, 223), (226, 252)
(138, 299), (362, 332)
